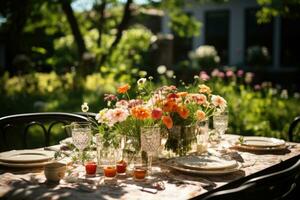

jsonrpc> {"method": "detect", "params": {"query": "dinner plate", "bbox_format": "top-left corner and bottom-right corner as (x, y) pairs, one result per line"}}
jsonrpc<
(241, 136), (285, 148)
(0, 150), (54, 163)
(234, 143), (287, 152)
(0, 160), (51, 168)
(174, 155), (238, 170)
(164, 159), (242, 175)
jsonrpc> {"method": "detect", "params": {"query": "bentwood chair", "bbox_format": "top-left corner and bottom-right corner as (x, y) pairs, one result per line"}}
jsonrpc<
(0, 112), (89, 152)
(201, 158), (300, 200)
(288, 116), (300, 142)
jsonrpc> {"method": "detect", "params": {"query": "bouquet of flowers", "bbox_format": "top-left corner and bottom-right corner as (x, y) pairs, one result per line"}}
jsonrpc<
(84, 76), (227, 154)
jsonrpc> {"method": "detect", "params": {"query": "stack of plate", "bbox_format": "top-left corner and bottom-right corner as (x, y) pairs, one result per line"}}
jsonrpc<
(235, 136), (286, 151)
(0, 150), (54, 168)
(165, 155), (241, 175)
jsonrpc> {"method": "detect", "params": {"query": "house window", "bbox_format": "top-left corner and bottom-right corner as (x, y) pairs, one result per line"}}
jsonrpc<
(245, 8), (273, 66)
(205, 10), (230, 65)
(281, 17), (300, 67)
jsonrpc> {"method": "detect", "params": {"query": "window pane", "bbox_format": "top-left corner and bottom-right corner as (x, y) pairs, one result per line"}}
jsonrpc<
(245, 8), (273, 66)
(281, 17), (300, 67)
(205, 10), (229, 65)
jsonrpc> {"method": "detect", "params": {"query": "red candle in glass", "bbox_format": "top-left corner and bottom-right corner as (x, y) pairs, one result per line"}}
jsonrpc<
(104, 166), (117, 177)
(134, 167), (147, 180)
(85, 162), (97, 175)
(116, 160), (127, 174)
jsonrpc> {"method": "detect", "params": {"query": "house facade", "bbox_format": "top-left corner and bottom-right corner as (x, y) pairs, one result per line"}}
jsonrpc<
(162, 0), (300, 71)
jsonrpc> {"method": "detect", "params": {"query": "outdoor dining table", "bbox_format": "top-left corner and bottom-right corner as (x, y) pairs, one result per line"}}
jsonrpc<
(0, 134), (300, 200)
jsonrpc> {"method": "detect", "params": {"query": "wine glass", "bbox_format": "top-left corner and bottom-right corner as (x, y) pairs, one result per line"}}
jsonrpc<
(71, 122), (92, 164)
(213, 111), (229, 139)
(140, 126), (160, 173)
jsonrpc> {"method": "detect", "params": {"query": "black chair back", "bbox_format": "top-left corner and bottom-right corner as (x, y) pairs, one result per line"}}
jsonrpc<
(288, 116), (300, 142)
(202, 158), (300, 200)
(0, 112), (89, 151)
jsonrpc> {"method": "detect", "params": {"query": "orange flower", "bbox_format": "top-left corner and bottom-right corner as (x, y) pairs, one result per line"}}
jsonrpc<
(195, 110), (206, 121)
(162, 115), (173, 129)
(131, 106), (151, 120)
(163, 100), (178, 112)
(177, 92), (188, 97)
(177, 105), (189, 119)
(117, 84), (131, 94)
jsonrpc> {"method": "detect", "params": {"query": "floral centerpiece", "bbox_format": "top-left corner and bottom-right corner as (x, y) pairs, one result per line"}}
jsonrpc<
(84, 76), (227, 155)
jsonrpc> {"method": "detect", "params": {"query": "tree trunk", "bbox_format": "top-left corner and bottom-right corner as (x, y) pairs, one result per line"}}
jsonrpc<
(61, 0), (87, 59)
(99, 0), (133, 66)
(4, 0), (31, 74)
(97, 0), (107, 48)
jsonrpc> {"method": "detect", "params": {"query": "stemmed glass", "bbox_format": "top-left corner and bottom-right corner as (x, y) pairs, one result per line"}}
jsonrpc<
(213, 111), (229, 139)
(140, 126), (160, 173)
(71, 122), (92, 164)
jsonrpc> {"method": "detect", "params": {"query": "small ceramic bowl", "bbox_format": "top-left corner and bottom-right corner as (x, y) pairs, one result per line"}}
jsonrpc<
(44, 162), (66, 182)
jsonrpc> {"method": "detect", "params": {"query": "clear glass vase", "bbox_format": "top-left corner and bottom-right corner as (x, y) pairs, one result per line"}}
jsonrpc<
(165, 125), (196, 156)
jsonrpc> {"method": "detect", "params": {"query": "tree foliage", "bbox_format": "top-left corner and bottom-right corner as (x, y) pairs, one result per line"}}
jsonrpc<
(256, 0), (300, 23)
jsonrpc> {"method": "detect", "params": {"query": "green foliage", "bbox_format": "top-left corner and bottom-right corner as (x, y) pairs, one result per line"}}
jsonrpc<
(256, 0), (300, 23)
(162, 0), (202, 37)
(204, 70), (300, 140)
(1, 68), (300, 148)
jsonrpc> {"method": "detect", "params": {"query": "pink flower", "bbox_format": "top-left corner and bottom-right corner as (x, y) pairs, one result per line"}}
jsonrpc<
(254, 84), (261, 90)
(193, 94), (207, 105)
(200, 71), (210, 81)
(211, 69), (220, 77)
(151, 108), (163, 120)
(116, 100), (129, 108)
(218, 72), (225, 78)
(104, 94), (118, 102)
(226, 70), (234, 77)
(237, 70), (244, 77)
(128, 99), (143, 108)
(211, 95), (227, 110)
(111, 108), (129, 123)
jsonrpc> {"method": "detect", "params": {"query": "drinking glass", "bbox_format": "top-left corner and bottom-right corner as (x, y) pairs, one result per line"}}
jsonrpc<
(100, 147), (117, 180)
(132, 152), (147, 181)
(140, 126), (160, 173)
(71, 122), (92, 164)
(213, 111), (229, 139)
(195, 119), (209, 154)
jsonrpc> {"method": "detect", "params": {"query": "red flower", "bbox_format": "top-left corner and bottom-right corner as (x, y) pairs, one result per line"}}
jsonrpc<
(151, 108), (163, 120)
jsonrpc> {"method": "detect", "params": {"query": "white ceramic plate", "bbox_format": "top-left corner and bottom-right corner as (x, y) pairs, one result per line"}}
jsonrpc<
(0, 150), (54, 163)
(164, 159), (242, 175)
(174, 155), (238, 170)
(0, 160), (51, 168)
(241, 136), (285, 148)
